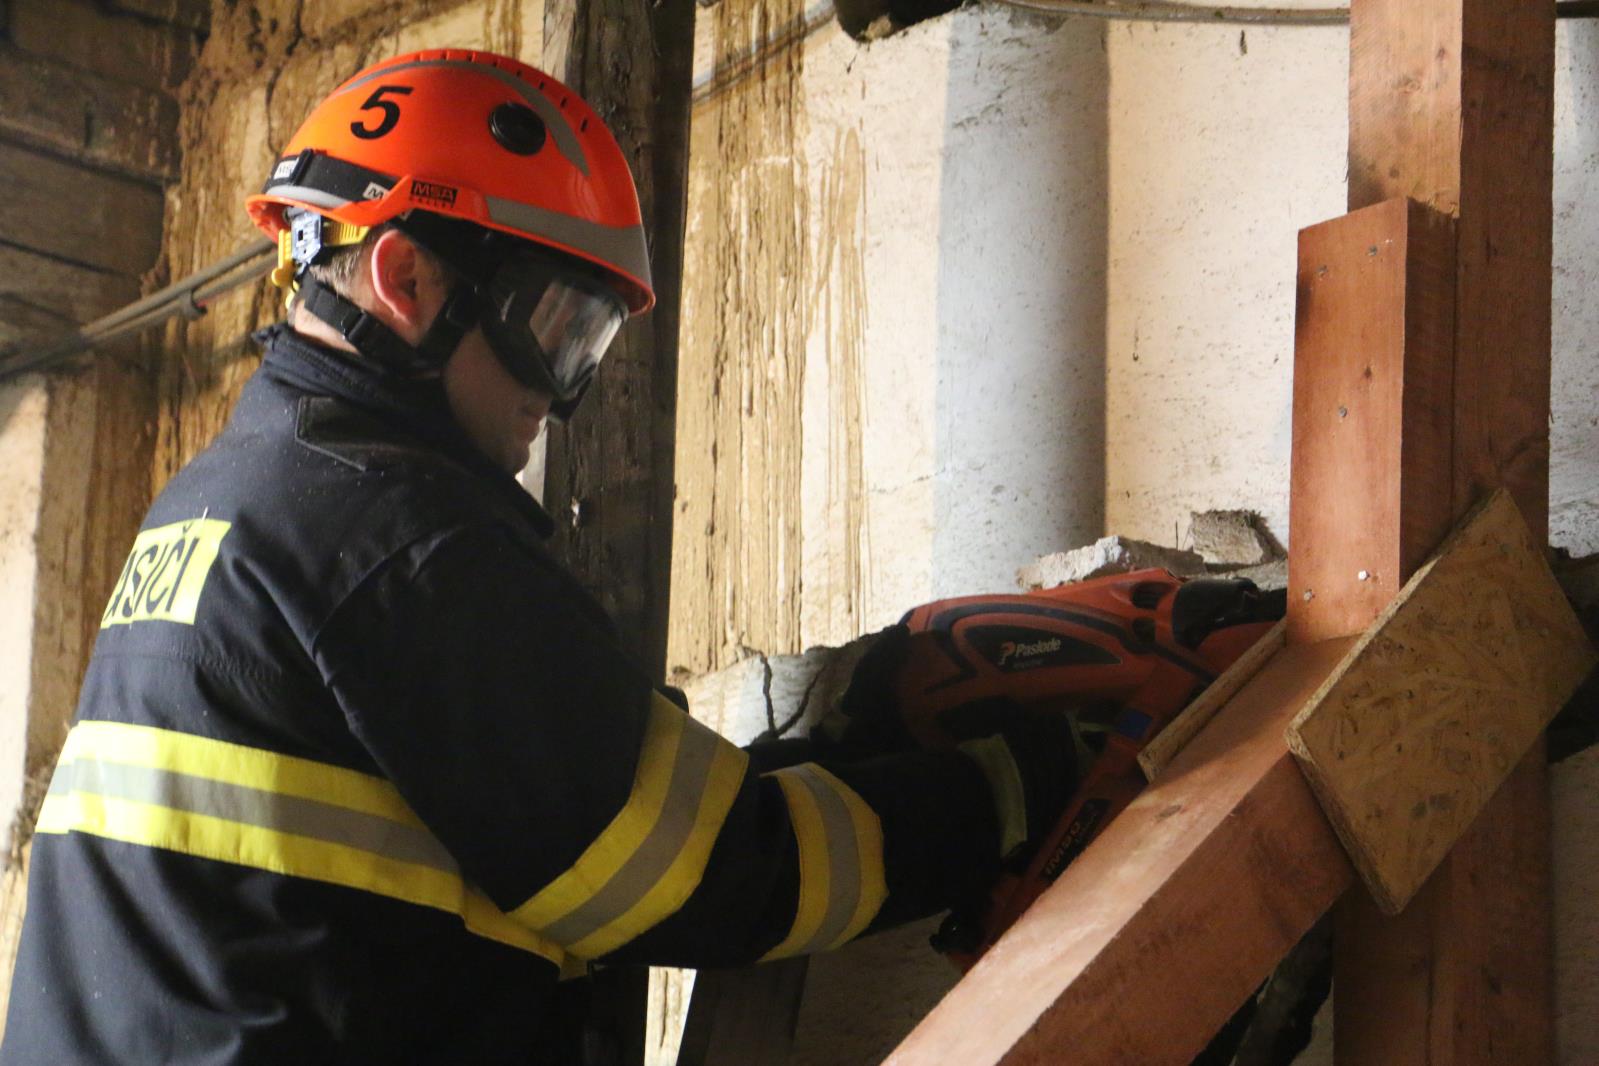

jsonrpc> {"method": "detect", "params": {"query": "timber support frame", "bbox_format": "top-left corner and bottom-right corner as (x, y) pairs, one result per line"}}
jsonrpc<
(886, 0), (1564, 1062)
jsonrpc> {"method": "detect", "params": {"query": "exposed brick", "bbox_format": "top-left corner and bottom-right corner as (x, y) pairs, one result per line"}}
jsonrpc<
(0, 45), (179, 182)
(9, 0), (199, 93)
(0, 144), (164, 275)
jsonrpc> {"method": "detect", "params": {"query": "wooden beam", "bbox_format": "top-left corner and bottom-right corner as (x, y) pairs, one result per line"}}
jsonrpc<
(1287, 198), (1455, 646)
(1139, 619), (1283, 780)
(1289, 490), (1594, 914)
(542, 0), (695, 679)
(541, 4), (696, 1063)
(1334, 0), (1556, 1059)
(886, 639), (1357, 1065)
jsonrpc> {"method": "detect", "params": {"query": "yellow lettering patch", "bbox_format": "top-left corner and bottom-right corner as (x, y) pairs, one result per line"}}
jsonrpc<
(100, 518), (232, 629)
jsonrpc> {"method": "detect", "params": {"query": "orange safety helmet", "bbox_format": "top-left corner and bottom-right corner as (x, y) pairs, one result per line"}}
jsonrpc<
(245, 49), (653, 315)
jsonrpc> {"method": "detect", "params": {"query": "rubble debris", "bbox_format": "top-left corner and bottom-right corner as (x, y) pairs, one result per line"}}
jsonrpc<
(676, 632), (884, 745)
(1018, 536), (1207, 591)
(1188, 509), (1282, 568)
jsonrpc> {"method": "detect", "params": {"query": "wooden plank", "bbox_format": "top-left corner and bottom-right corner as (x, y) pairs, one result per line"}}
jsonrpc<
(886, 639), (1357, 1066)
(0, 43), (180, 183)
(1139, 619), (1284, 780)
(1287, 198), (1456, 645)
(541, 0), (694, 679)
(1288, 490), (1595, 913)
(0, 245), (140, 346)
(8, 0), (196, 94)
(0, 144), (164, 276)
(1335, 0), (1556, 1060)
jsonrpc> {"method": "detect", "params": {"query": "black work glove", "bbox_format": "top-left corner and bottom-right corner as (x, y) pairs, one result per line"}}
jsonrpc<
(954, 707), (1080, 865)
(820, 623), (915, 757)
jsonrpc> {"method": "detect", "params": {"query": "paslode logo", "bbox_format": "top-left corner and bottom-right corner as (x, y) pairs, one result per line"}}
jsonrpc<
(409, 179), (458, 208)
(101, 517), (231, 629)
(997, 636), (1063, 668)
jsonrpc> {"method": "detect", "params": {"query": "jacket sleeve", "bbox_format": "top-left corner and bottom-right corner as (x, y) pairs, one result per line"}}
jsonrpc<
(313, 521), (1001, 968)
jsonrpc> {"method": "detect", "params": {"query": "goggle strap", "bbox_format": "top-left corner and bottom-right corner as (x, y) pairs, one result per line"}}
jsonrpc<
(297, 275), (471, 378)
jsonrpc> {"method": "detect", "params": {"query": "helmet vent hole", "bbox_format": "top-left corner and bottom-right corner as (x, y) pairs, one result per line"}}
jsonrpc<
(489, 102), (547, 155)
(580, 118), (589, 132)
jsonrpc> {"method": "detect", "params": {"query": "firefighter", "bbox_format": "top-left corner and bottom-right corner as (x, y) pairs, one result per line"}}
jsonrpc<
(0, 51), (1076, 1064)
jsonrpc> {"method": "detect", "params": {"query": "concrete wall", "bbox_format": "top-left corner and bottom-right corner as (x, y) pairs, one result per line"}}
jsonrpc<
(669, 0), (1108, 682)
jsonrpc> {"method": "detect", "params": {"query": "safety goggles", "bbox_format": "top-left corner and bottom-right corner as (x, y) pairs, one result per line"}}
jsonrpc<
(477, 251), (627, 422)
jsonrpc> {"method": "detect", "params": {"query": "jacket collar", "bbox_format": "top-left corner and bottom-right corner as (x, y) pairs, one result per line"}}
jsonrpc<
(254, 324), (556, 539)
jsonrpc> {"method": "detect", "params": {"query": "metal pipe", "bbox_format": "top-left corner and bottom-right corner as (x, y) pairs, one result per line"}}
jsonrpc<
(0, 240), (276, 382)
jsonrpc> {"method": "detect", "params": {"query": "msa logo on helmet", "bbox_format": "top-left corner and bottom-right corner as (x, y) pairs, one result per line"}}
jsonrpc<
(997, 637), (1064, 668)
(410, 180), (458, 208)
(100, 517), (231, 629)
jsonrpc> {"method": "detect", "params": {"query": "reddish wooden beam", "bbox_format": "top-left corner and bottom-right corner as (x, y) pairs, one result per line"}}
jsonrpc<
(1332, 0), (1555, 1060)
(886, 640), (1356, 1066)
(1288, 197), (1456, 646)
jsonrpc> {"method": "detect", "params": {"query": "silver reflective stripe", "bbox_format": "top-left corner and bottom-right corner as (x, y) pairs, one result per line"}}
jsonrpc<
(486, 195), (652, 292)
(333, 59), (590, 176)
(49, 757), (459, 874)
(264, 185), (351, 211)
(537, 715), (722, 945)
(788, 764), (865, 955)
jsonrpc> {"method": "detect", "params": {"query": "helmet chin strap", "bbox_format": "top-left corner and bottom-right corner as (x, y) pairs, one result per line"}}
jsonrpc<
(297, 274), (480, 378)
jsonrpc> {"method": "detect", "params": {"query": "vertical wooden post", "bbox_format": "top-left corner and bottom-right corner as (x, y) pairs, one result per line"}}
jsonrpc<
(1295, 0), (1555, 1060)
(542, 4), (696, 1063)
(542, 0), (695, 682)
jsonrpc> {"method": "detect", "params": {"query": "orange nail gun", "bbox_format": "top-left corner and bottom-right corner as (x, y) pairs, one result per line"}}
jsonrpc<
(885, 568), (1283, 967)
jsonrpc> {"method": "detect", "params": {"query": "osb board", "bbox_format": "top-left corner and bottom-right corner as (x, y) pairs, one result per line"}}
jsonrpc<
(1287, 489), (1594, 915)
(1140, 619), (1285, 780)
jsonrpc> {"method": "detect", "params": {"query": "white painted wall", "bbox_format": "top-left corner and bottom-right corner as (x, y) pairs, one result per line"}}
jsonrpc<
(795, 6), (1110, 652)
(1104, 15), (1347, 549)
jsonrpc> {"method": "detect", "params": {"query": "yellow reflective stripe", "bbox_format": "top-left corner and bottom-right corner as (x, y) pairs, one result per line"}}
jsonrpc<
(60, 719), (426, 826)
(760, 763), (887, 960)
(38, 722), (564, 967)
(511, 692), (749, 958)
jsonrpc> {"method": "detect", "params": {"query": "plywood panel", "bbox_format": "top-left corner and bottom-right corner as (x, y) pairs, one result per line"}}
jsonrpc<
(887, 639), (1356, 1066)
(1288, 490), (1594, 913)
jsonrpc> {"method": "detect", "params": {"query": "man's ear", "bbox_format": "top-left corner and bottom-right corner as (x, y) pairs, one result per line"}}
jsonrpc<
(364, 229), (443, 346)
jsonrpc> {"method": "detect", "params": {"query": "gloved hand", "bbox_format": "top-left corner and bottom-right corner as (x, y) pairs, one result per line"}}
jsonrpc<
(822, 624), (1071, 760)
(816, 623), (915, 757)
(954, 708), (1080, 863)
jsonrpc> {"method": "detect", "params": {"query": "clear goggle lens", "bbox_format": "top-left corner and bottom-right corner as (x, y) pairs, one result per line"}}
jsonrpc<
(482, 254), (627, 410)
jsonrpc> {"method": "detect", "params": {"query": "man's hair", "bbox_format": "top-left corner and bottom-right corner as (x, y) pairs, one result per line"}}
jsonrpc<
(302, 223), (392, 298)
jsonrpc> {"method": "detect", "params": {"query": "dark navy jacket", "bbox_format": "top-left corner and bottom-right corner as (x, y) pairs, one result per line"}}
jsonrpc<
(0, 326), (997, 1065)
